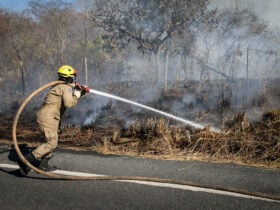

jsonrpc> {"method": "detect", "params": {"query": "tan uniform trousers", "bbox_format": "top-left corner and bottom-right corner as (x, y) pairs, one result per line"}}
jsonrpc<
(32, 83), (78, 159)
(32, 127), (58, 159)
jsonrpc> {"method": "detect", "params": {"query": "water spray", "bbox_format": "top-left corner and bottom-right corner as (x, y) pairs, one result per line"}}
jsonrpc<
(89, 89), (220, 133)
(75, 83), (219, 132)
(11, 81), (280, 201)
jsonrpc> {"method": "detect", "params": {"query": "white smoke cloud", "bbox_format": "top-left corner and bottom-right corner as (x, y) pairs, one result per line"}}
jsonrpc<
(209, 0), (280, 29)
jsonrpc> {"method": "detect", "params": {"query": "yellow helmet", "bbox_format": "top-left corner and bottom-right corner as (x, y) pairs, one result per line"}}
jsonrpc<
(57, 65), (77, 78)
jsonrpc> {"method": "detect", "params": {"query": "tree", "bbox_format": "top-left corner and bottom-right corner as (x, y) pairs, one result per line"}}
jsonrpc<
(28, 0), (76, 71)
(91, 0), (209, 83)
(193, 7), (268, 81)
(0, 9), (37, 95)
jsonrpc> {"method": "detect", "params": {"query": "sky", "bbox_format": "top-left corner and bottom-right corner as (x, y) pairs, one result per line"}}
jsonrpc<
(0, 0), (74, 11)
(0, 0), (26, 11)
(0, 0), (279, 29)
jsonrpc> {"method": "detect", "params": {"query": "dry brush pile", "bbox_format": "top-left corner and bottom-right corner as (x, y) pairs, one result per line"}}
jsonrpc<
(1, 110), (279, 168)
(57, 110), (280, 168)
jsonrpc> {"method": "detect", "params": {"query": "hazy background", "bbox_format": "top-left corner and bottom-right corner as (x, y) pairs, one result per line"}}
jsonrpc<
(0, 0), (279, 128)
(210, 0), (280, 29)
(1, 0), (280, 28)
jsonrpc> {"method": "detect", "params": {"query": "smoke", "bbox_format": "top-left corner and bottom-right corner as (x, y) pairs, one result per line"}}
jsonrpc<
(84, 110), (98, 125)
(1, 1), (279, 129)
(209, 0), (280, 29)
(182, 94), (196, 106)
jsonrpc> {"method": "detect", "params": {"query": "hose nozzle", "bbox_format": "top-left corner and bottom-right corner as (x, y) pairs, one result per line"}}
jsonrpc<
(75, 82), (90, 94)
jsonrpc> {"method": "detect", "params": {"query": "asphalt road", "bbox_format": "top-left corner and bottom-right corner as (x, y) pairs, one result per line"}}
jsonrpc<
(0, 147), (279, 210)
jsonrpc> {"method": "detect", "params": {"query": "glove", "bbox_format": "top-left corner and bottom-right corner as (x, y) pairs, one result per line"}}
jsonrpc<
(81, 85), (90, 96)
(73, 89), (82, 98)
(75, 82), (82, 89)
(75, 82), (90, 96)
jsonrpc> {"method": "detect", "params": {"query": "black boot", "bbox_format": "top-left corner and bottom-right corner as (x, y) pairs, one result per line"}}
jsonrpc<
(17, 153), (38, 176)
(38, 157), (58, 172)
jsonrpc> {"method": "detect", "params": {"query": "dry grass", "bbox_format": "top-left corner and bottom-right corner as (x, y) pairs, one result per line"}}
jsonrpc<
(1, 110), (279, 168)
(50, 110), (280, 168)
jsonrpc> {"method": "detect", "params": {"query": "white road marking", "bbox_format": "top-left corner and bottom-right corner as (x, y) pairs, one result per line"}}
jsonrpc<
(0, 163), (19, 169)
(0, 163), (279, 203)
(53, 169), (104, 177)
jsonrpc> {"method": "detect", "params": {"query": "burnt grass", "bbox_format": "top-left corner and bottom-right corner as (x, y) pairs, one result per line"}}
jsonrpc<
(61, 111), (280, 168)
(1, 79), (280, 168)
(1, 111), (279, 168)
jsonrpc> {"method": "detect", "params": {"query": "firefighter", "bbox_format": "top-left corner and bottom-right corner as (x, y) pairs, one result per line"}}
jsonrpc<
(17, 65), (89, 175)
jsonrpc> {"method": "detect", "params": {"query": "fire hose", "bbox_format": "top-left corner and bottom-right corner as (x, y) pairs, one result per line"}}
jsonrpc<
(12, 80), (280, 201)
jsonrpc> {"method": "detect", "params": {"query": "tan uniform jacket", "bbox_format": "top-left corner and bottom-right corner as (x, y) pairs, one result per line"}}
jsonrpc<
(36, 83), (78, 131)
